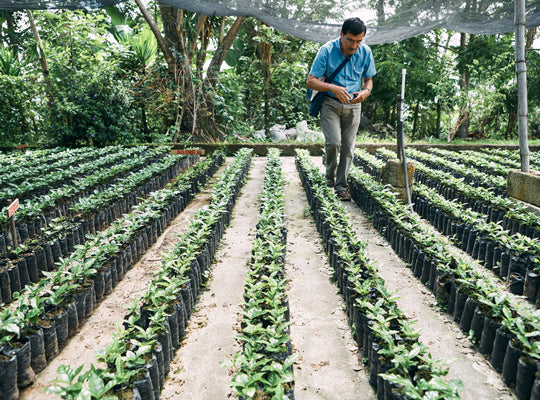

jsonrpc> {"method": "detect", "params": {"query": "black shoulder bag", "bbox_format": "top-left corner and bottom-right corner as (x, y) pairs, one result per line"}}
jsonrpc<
(307, 55), (351, 117)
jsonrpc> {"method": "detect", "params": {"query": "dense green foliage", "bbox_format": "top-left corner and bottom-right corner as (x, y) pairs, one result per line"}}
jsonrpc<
(0, 6), (538, 146)
(47, 67), (137, 147)
(0, 75), (39, 144)
(217, 20), (318, 138)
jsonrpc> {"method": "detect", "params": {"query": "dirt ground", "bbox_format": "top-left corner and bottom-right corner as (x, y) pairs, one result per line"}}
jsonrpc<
(22, 155), (517, 400)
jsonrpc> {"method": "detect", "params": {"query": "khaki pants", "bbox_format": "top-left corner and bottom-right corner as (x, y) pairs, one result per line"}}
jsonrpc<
(320, 97), (362, 191)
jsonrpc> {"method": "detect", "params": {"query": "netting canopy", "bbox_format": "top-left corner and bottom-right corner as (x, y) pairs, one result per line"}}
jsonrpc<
(0, 0), (123, 10)
(1, 0), (540, 44)
(157, 0), (540, 44)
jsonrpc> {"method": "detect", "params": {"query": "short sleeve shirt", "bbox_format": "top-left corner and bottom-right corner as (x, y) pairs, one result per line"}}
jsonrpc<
(309, 37), (376, 97)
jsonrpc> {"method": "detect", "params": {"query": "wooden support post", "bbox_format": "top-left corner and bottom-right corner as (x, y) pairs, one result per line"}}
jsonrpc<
(7, 199), (19, 248)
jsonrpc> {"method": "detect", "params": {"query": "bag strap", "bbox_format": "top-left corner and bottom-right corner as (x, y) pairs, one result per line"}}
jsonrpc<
(326, 55), (351, 84)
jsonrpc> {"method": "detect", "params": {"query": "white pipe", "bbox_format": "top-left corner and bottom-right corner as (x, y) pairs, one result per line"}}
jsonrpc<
(401, 68), (406, 99)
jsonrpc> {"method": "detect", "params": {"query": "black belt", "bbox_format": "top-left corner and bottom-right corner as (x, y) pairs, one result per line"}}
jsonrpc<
(325, 95), (340, 102)
(325, 95), (361, 105)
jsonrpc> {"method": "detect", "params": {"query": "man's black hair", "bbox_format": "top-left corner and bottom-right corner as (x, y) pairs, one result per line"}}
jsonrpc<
(342, 17), (366, 36)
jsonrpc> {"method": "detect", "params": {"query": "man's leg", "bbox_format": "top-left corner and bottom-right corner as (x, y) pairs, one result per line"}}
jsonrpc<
(320, 99), (342, 184)
(335, 104), (361, 192)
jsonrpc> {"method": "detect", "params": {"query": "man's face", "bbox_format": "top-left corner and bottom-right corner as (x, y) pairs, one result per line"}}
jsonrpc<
(340, 31), (365, 56)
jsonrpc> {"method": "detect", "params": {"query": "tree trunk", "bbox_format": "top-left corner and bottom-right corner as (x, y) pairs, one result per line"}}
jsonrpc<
(141, 103), (150, 142)
(26, 10), (54, 109)
(505, 111), (517, 140)
(197, 16), (246, 141)
(196, 23), (209, 79)
(134, 0), (176, 73)
(436, 99), (441, 138)
(26, 10), (49, 79)
(219, 17), (225, 42)
(412, 101), (420, 139)
(457, 33), (472, 139)
(264, 76), (270, 134)
(205, 17), (245, 86)
(526, 27), (537, 49)
(138, 2), (195, 137)
(138, 2), (244, 141)
(376, 0), (386, 23)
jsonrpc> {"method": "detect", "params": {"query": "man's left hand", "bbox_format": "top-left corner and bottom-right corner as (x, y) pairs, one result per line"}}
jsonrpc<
(350, 89), (370, 104)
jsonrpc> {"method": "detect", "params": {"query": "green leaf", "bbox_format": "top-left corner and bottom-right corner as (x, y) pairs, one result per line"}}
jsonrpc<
(87, 371), (105, 397)
(78, 387), (93, 400)
(282, 354), (298, 371)
(104, 6), (126, 26)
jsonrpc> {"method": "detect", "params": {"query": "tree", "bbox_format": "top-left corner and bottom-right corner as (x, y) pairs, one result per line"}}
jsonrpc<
(31, 9), (139, 147)
(216, 18), (315, 137)
(134, 0), (245, 141)
(459, 34), (516, 139)
(366, 31), (455, 140)
(454, 33), (474, 139)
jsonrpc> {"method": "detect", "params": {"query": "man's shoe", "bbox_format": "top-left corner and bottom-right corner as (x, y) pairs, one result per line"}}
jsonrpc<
(326, 178), (334, 188)
(336, 190), (351, 201)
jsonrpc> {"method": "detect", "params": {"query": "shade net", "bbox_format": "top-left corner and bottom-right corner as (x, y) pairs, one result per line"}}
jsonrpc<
(0, 0), (123, 10)
(1, 0), (539, 44)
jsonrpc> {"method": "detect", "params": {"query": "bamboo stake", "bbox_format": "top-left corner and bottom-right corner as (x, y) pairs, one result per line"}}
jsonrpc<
(515, 0), (530, 172)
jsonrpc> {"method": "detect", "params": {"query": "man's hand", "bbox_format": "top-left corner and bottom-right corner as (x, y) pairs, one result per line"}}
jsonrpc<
(350, 89), (370, 104)
(330, 85), (352, 103)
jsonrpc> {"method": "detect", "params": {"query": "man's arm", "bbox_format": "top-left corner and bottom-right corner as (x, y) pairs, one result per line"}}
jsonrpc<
(363, 77), (373, 93)
(349, 76), (373, 104)
(306, 74), (352, 104)
(307, 75), (373, 104)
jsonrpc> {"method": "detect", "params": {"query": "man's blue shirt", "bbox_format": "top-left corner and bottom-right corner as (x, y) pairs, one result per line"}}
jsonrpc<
(309, 37), (376, 97)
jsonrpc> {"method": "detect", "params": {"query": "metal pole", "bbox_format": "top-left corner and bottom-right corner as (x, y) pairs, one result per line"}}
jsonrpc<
(515, 0), (530, 172)
(397, 69), (413, 211)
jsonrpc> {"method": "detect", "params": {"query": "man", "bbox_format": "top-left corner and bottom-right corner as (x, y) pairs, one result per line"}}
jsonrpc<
(306, 17), (376, 201)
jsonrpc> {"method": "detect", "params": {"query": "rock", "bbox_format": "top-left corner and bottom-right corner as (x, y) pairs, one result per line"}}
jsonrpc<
(258, 121), (325, 143)
(253, 129), (266, 141)
(296, 120), (309, 134)
(284, 128), (297, 141)
(295, 120), (324, 143)
(270, 124), (288, 142)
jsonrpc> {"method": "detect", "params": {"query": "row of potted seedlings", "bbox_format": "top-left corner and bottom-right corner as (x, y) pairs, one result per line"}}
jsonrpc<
(347, 160), (540, 400)
(353, 149), (540, 302)
(0, 145), (153, 228)
(412, 183), (540, 300)
(0, 145), (145, 203)
(1, 147), (65, 167)
(0, 146), (101, 186)
(0, 151), (226, 400)
(429, 148), (510, 178)
(0, 146), (175, 248)
(45, 148), (253, 400)
(0, 150), (199, 304)
(0, 146), (168, 257)
(295, 149), (462, 400)
(478, 148), (540, 171)
(1, 147), (190, 256)
(403, 148), (507, 195)
(376, 147), (540, 241)
(231, 149), (296, 400)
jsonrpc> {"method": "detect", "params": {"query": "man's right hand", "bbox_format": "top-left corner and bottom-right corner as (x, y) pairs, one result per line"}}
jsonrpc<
(330, 85), (352, 103)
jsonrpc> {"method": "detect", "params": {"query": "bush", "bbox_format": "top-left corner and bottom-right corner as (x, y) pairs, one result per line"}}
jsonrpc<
(0, 75), (40, 146)
(46, 67), (138, 147)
